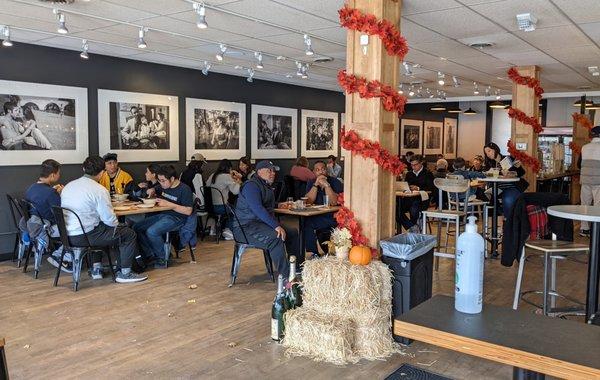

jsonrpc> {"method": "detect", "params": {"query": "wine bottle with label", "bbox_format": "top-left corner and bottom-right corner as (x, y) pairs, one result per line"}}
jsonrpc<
(286, 256), (303, 309)
(271, 274), (286, 341)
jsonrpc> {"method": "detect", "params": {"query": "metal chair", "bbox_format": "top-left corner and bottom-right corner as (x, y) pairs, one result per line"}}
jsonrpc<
(228, 205), (274, 287)
(162, 205), (198, 265)
(200, 186), (229, 244)
(6, 194), (28, 267)
(19, 199), (50, 279)
(51, 206), (116, 291)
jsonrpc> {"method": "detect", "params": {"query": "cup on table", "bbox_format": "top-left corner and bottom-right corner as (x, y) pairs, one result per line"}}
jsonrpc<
(287, 197), (294, 205)
(294, 199), (305, 209)
(300, 196), (309, 206)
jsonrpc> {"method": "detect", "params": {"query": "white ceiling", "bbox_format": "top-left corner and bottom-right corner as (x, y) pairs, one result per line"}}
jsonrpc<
(1, 0), (600, 98)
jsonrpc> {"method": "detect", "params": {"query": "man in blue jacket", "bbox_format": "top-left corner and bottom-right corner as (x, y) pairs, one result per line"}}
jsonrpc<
(233, 160), (298, 279)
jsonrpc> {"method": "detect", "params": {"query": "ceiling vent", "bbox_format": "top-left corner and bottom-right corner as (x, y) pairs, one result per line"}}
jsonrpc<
(588, 66), (600, 77)
(516, 13), (537, 32)
(313, 56), (333, 63)
(39, 0), (75, 3)
(469, 42), (494, 50)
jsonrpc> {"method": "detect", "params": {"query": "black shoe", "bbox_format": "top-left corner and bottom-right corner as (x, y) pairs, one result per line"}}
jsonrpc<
(580, 230), (590, 237)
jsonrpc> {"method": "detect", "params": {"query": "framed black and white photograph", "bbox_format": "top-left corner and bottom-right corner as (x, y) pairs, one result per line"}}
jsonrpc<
(0, 79), (88, 166)
(301, 109), (338, 158)
(340, 113), (348, 159)
(424, 120), (443, 155)
(98, 89), (178, 162)
(251, 104), (297, 159)
(186, 98), (245, 161)
(443, 118), (458, 159)
(400, 119), (423, 155)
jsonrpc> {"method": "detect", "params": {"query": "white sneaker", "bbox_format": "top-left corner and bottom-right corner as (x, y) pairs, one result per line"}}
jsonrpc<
(222, 228), (234, 241)
(91, 266), (103, 280)
(116, 270), (147, 283)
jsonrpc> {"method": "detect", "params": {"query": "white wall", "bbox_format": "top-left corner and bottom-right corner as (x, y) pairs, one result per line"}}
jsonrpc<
(458, 101), (487, 160)
(491, 107), (511, 154)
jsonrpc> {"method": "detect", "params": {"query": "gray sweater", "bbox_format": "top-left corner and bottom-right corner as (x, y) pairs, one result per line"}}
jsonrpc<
(581, 138), (600, 186)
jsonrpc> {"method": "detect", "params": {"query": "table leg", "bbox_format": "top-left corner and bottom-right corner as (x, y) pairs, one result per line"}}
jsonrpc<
(491, 182), (499, 258)
(586, 221), (600, 324)
(298, 216), (306, 266)
(513, 367), (545, 380)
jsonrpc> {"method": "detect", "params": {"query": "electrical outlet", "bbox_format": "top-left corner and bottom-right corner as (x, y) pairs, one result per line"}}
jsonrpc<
(516, 142), (527, 150)
(250, 159), (256, 164)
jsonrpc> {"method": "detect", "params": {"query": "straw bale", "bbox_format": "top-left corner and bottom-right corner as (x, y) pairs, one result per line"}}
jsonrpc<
(354, 309), (399, 360)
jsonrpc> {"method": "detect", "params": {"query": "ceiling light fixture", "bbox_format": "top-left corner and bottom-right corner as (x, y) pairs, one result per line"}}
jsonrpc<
(2, 26), (13, 47)
(452, 76), (460, 87)
(485, 86), (491, 97)
(588, 66), (600, 77)
(447, 106), (462, 114)
(416, 87), (423, 98)
(495, 89), (501, 100)
(254, 51), (263, 69)
(193, 2), (208, 29)
(473, 82), (479, 95)
(215, 43), (227, 61)
(408, 85), (415, 97)
(201, 60), (211, 75)
(398, 83), (404, 95)
(79, 39), (89, 59)
(489, 101), (507, 109)
(464, 104), (477, 115)
(247, 68), (255, 83)
(137, 27), (147, 49)
(431, 104), (446, 111)
(295, 61), (303, 76)
(573, 99), (593, 108)
(437, 72), (445, 86)
(403, 61), (413, 76)
(426, 88), (434, 98)
(54, 10), (69, 34)
(303, 34), (314, 56)
(516, 13), (537, 32)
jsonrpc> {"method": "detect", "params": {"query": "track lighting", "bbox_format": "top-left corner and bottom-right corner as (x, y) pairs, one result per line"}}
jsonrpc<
(452, 76), (460, 87)
(437, 72), (445, 86)
(303, 34), (314, 56)
(416, 87), (423, 98)
(137, 27), (147, 49)
(247, 68), (254, 83)
(201, 61), (211, 75)
(295, 61), (303, 76)
(193, 2), (208, 29)
(79, 39), (89, 59)
(216, 43), (227, 61)
(398, 83), (404, 95)
(473, 82), (479, 95)
(485, 86), (491, 97)
(54, 10), (68, 34)
(254, 51), (263, 69)
(408, 85), (415, 97)
(426, 88), (434, 98)
(2, 26), (12, 47)
(403, 61), (413, 76)
(495, 89), (501, 100)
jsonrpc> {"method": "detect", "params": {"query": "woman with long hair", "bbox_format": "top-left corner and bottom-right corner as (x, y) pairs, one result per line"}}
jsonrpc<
(21, 106), (52, 149)
(207, 159), (242, 240)
(235, 156), (255, 182)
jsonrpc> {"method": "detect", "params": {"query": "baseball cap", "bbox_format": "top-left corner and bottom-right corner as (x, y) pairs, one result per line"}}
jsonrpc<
(191, 153), (207, 162)
(255, 160), (280, 171)
(103, 153), (118, 162)
(592, 126), (600, 135)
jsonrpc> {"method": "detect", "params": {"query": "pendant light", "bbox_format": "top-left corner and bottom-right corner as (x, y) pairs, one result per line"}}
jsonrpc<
(489, 101), (507, 109)
(430, 104), (446, 111)
(447, 105), (462, 114)
(464, 102), (477, 115)
(573, 99), (593, 107)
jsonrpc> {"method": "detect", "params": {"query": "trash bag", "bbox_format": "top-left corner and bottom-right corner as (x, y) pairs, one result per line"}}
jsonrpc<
(379, 233), (437, 261)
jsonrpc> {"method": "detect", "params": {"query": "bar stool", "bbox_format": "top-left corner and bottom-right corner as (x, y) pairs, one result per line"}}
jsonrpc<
(513, 237), (589, 316)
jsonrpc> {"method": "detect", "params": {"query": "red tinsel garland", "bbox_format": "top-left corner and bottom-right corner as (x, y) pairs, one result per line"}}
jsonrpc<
(507, 107), (544, 133)
(569, 141), (582, 155)
(507, 140), (541, 173)
(572, 113), (594, 130)
(507, 67), (544, 99)
(338, 5), (409, 60)
(340, 127), (407, 176)
(334, 193), (369, 246)
(338, 70), (407, 115)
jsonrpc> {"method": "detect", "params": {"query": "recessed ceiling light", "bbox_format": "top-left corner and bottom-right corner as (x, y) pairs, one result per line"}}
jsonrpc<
(439, 57), (447, 61)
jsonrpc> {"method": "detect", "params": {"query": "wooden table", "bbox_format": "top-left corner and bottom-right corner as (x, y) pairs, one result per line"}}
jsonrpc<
(547, 205), (600, 325)
(112, 202), (172, 217)
(536, 170), (579, 193)
(394, 295), (600, 380)
(274, 206), (340, 262)
(479, 177), (520, 258)
(395, 190), (421, 197)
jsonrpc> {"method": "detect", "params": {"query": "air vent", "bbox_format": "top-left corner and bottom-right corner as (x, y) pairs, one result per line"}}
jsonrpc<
(578, 85), (592, 90)
(313, 56), (333, 63)
(39, 0), (75, 3)
(469, 42), (494, 49)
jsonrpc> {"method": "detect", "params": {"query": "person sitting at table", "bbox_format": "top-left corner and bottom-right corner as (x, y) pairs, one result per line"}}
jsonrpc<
(180, 153), (206, 200)
(24, 159), (73, 273)
(483, 142), (528, 219)
(327, 155), (343, 179)
(132, 163), (161, 200)
(99, 153), (133, 196)
(304, 161), (343, 260)
(451, 157), (487, 201)
(207, 159), (242, 240)
(396, 155), (434, 233)
(233, 160), (298, 280)
(469, 155), (485, 172)
(579, 125), (600, 237)
(60, 156), (147, 283)
(433, 158), (449, 179)
(290, 156), (316, 182)
(133, 165), (193, 268)
(236, 156), (255, 182)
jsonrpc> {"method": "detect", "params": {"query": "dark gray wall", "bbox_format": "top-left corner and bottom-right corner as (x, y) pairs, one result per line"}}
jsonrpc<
(0, 43), (344, 258)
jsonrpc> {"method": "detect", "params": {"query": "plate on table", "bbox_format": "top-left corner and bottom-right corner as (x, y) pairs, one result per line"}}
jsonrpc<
(113, 206), (131, 211)
(136, 203), (156, 209)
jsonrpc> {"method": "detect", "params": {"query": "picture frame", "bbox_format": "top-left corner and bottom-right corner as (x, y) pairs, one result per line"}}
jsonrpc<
(340, 113), (348, 159)
(251, 104), (297, 159)
(98, 89), (179, 162)
(0, 79), (88, 166)
(300, 109), (338, 158)
(443, 118), (458, 159)
(400, 118), (423, 155)
(185, 98), (246, 161)
(424, 120), (443, 155)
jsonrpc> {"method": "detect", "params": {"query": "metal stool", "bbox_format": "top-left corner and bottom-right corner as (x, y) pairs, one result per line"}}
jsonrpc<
(513, 239), (589, 316)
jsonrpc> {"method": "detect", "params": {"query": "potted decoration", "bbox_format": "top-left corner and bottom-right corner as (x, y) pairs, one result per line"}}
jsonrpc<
(329, 227), (353, 260)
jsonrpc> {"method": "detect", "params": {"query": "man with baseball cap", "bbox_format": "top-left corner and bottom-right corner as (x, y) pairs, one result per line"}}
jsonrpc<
(233, 160), (298, 279)
(99, 153), (133, 196)
(579, 125), (600, 237)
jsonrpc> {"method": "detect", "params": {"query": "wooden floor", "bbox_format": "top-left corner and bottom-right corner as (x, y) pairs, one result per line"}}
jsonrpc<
(0, 224), (590, 380)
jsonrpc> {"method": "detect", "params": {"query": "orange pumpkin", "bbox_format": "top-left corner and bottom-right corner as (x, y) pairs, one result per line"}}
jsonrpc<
(349, 245), (371, 265)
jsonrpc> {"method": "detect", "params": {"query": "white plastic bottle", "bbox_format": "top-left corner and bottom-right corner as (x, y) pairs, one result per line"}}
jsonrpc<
(455, 216), (485, 314)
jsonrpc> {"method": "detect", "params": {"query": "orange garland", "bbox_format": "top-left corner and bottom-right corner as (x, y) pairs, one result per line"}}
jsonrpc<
(507, 140), (541, 173)
(569, 141), (582, 155)
(507, 107), (544, 133)
(572, 113), (594, 130)
(338, 70), (407, 115)
(507, 67), (544, 98)
(340, 127), (407, 176)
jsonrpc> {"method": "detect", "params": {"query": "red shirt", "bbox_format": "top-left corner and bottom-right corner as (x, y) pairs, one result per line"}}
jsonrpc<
(290, 165), (316, 182)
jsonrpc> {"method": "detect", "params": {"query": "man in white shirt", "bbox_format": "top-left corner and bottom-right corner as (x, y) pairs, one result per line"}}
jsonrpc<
(580, 126), (600, 236)
(60, 156), (147, 283)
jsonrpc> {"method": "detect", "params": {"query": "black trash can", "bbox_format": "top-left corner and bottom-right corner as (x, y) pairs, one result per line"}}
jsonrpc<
(380, 233), (436, 345)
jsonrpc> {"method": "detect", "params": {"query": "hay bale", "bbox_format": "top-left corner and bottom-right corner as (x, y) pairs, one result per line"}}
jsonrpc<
(282, 308), (358, 365)
(354, 310), (399, 360)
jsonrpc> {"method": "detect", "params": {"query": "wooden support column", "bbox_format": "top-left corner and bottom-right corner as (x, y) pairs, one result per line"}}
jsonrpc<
(343, 0), (400, 246)
(510, 66), (540, 192)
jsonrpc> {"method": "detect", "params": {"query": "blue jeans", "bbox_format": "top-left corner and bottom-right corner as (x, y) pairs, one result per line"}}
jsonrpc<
(500, 187), (522, 218)
(304, 215), (337, 255)
(214, 204), (232, 229)
(133, 213), (185, 260)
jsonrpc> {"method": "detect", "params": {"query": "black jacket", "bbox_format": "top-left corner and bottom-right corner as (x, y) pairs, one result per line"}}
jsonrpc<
(501, 192), (573, 267)
(405, 168), (435, 193)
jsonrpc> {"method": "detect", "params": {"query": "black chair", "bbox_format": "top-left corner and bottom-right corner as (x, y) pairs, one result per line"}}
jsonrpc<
(6, 194), (27, 267)
(294, 179), (307, 200)
(200, 186), (229, 244)
(283, 175), (296, 201)
(273, 180), (285, 203)
(51, 206), (116, 291)
(19, 199), (51, 279)
(162, 203), (198, 265)
(228, 205), (274, 287)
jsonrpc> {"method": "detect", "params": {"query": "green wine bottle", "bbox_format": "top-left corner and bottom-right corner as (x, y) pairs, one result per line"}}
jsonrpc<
(286, 256), (303, 309)
(271, 274), (286, 341)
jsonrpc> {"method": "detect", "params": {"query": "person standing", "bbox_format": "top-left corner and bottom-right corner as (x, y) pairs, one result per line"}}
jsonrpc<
(579, 126), (600, 237)
(60, 156), (147, 283)
(99, 153), (133, 196)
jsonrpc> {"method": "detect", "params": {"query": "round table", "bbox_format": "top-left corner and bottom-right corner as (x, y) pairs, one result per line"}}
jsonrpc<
(480, 177), (520, 258)
(547, 205), (600, 325)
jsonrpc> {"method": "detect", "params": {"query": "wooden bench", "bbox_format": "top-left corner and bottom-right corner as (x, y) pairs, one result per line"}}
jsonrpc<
(394, 295), (600, 380)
